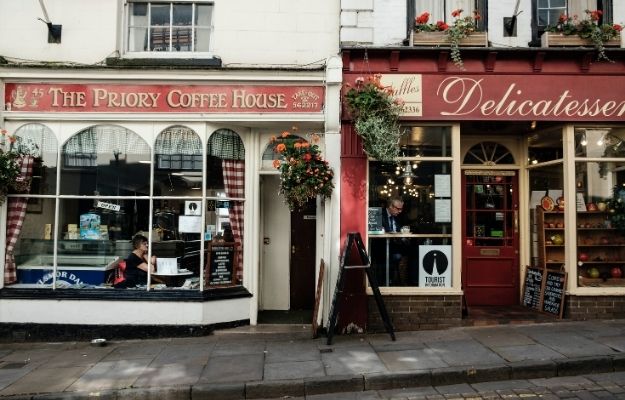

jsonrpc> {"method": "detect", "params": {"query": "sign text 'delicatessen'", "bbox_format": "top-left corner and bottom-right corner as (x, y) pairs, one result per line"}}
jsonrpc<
(4, 83), (324, 113)
(372, 74), (625, 121)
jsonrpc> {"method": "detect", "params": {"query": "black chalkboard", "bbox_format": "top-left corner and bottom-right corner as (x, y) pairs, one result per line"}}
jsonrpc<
(368, 208), (383, 232)
(207, 244), (236, 286)
(542, 270), (566, 318)
(522, 267), (544, 311)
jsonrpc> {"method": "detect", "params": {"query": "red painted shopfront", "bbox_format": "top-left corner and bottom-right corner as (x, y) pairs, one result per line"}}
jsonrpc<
(340, 47), (625, 331)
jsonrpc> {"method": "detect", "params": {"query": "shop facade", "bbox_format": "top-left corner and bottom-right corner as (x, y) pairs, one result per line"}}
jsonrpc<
(0, 65), (342, 334)
(341, 47), (625, 331)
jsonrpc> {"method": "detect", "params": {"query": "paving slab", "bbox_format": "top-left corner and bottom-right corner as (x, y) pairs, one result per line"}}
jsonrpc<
(264, 359), (326, 380)
(321, 346), (387, 375)
(67, 358), (153, 391)
(524, 332), (617, 358)
(265, 341), (320, 363)
(132, 362), (204, 387)
(0, 365), (90, 396)
(150, 343), (213, 365)
(490, 343), (566, 362)
(468, 328), (535, 347)
(211, 340), (266, 356)
(199, 353), (264, 383)
(377, 349), (448, 371)
(100, 341), (165, 361)
(426, 339), (505, 366)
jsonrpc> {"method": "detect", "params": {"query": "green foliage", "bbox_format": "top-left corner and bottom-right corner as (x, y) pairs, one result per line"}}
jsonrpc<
(608, 185), (625, 233)
(272, 131), (334, 211)
(547, 10), (623, 62)
(344, 75), (404, 161)
(0, 129), (22, 205)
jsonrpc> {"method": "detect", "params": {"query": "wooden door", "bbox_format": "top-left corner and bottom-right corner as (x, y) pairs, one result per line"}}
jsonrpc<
(462, 171), (520, 306)
(289, 200), (316, 310)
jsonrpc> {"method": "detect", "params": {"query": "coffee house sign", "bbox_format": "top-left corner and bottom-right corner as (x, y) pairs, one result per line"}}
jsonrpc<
(4, 83), (324, 113)
(376, 74), (625, 122)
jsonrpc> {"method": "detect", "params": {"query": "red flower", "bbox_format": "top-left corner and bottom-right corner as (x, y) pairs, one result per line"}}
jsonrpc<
(436, 21), (449, 30)
(272, 159), (281, 169)
(473, 10), (481, 20)
(614, 24), (623, 32)
(303, 153), (312, 162)
(451, 9), (462, 18)
(415, 12), (430, 24)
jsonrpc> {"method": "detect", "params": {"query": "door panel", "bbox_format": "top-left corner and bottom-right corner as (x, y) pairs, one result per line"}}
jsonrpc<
(260, 176), (290, 310)
(462, 171), (519, 306)
(290, 200), (316, 310)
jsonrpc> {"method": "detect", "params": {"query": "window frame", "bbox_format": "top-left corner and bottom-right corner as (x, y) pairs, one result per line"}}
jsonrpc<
(125, 0), (214, 58)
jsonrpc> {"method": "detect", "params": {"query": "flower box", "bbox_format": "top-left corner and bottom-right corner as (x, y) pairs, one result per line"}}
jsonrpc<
(540, 32), (622, 47)
(411, 31), (488, 47)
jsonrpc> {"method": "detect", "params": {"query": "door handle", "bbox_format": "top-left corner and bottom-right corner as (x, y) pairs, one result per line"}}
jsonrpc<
(291, 245), (295, 254)
(514, 210), (519, 233)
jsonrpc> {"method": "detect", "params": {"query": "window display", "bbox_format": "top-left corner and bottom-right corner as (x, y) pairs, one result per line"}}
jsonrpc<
(6, 124), (246, 291)
(368, 126), (453, 287)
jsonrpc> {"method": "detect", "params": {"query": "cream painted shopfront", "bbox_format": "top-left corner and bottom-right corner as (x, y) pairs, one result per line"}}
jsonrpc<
(0, 71), (341, 333)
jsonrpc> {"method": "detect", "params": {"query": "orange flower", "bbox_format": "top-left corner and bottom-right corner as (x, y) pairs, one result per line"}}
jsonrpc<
(272, 159), (281, 169)
(281, 131), (289, 138)
(303, 153), (312, 161)
(0, 129), (7, 135)
(276, 143), (286, 152)
(270, 135), (277, 143)
(301, 142), (310, 148)
(294, 142), (302, 149)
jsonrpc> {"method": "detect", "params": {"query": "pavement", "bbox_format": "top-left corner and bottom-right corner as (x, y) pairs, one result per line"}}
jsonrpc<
(0, 319), (624, 399)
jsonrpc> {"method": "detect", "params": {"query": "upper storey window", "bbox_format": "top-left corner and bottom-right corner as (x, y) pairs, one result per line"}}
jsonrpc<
(127, 1), (213, 53)
(537, 0), (567, 26)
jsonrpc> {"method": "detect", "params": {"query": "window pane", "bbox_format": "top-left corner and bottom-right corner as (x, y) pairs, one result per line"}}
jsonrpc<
(60, 126), (151, 196)
(154, 126), (202, 197)
(196, 4), (213, 26)
(368, 160), (452, 287)
(575, 127), (625, 159)
(529, 164), (563, 269)
(150, 3), (170, 25)
(151, 27), (170, 51)
(575, 161), (625, 287)
(14, 123), (58, 195)
(204, 199), (244, 288)
(400, 126), (452, 157)
(129, 27), (148, 52)
(528, 126), (563, 165)
(195, 27), (211, 52)
(151, 199), (202, 290)
(9, 199), (56, 288)
(171, 27), (192, 51)
(206, 129), (245, 195)
(172, 3), (192, 25)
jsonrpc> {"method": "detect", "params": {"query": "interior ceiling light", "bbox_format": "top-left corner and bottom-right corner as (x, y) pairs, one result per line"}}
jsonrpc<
(401, 160), (416, 185)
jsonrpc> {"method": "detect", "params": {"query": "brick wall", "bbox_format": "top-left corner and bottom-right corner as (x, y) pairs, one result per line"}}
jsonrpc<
(367, 294), (462, 332)
(566, 296), (625, 320)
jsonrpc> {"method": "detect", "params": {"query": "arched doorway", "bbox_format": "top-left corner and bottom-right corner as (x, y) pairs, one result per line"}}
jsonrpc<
(462, 141), (520, 306)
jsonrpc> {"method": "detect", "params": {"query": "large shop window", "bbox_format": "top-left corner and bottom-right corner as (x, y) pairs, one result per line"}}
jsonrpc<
(574, 126), (625, 287)
(368, 126), (452, 288)
(5, 124), (246, 291)
(127, 1), (213, 53)
(527, 127), (564, 271)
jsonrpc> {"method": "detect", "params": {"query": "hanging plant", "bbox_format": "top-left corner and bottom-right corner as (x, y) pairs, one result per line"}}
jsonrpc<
(344, 75), (404, 161)
(0, 129), (41, 204)
(272, 130), (334, 211)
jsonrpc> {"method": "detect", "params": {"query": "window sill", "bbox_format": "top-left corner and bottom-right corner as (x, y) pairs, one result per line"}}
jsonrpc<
(0, 285), (251, 301)
(105, 56), (222, 68)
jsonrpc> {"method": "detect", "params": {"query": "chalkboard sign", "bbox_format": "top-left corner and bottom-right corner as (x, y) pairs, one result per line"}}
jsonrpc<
(522, 267), (544, 311)
(368, 207), (383, 233)
(542, 270), (566, 318)
(207, 244), (236, 286)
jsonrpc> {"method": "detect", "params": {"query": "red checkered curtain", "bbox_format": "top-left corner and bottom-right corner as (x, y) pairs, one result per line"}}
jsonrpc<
(4, 156), (34, 284)
(222, 160), (245, 282)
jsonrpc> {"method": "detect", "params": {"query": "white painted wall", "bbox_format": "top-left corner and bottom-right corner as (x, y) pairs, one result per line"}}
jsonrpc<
(0, 0), (340, 66)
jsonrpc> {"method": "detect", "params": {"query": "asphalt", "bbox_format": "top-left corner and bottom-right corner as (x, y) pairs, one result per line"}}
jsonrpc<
(0, 319), (625, 400)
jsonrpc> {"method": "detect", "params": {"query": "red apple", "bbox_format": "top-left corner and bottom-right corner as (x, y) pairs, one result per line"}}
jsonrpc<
(578, 253), (589, 262)
(611, 267), (623, 279)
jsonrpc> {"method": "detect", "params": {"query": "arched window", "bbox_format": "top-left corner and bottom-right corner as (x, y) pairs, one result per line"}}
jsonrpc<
(463, 141), (515, 165)
(14, 123), (58, 195)
(154, 125), (202, 196)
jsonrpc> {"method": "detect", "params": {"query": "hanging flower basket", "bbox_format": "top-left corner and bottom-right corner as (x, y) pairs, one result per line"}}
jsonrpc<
(272, 130), (334, 211)
(344, 75), (404, 161)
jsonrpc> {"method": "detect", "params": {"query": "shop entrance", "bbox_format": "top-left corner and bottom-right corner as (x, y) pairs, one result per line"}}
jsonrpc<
(462, 170), (519, 305)
(259, 175), (316, 313)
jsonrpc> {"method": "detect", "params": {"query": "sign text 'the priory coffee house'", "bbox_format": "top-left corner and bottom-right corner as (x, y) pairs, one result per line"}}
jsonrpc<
(4, 83), (324, 113)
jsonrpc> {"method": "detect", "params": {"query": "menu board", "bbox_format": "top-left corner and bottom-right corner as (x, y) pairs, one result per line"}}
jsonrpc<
(521, 267), (567, 318)
(522, 267), (544, 311)
(207, 244), (235, 286)
(542, 270), (566, 318)
(368, 207), (383, 233)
